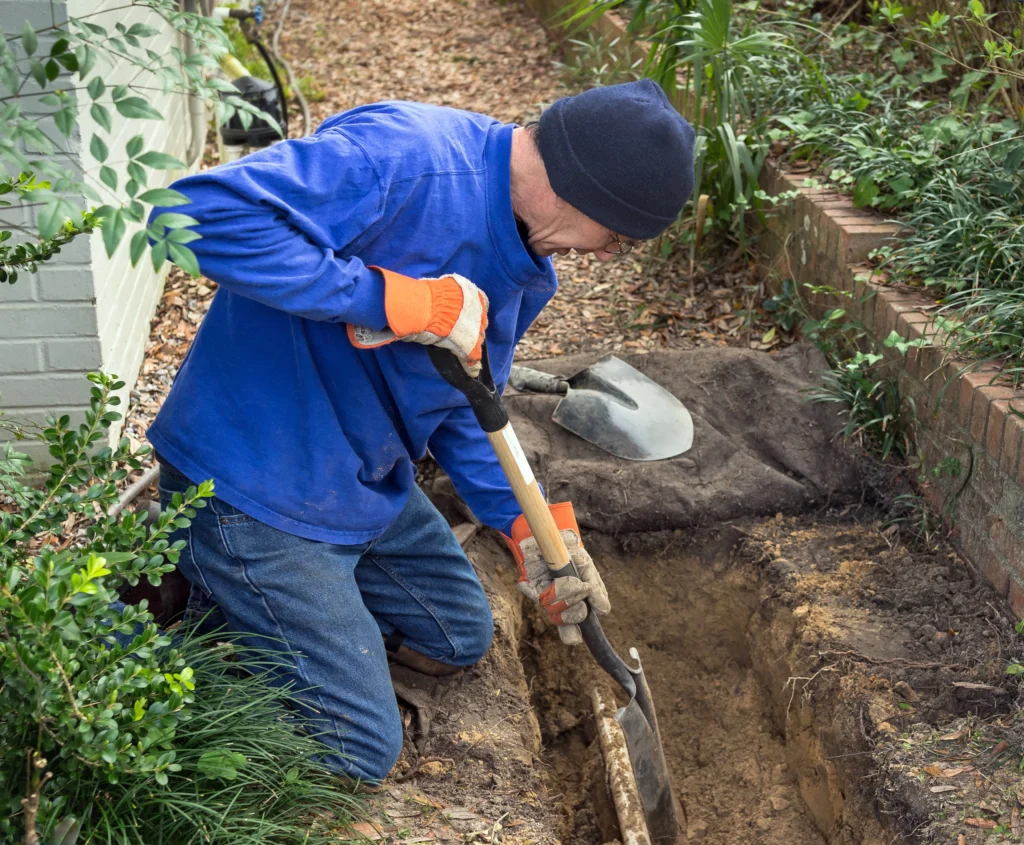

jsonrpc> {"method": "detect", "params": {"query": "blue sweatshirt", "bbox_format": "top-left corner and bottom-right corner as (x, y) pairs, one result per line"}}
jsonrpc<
(146, 102), (557, 543)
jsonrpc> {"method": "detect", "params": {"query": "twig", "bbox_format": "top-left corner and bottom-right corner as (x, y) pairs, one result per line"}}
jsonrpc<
(782, 663), (837, 721)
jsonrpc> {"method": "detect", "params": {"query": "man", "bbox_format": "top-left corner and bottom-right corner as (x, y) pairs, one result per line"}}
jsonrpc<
(149, 79), (694, 782)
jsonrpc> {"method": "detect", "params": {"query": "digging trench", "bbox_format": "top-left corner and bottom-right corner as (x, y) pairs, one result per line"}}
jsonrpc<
(519, 526), (870, 845)
(387, 345), (1023, 845)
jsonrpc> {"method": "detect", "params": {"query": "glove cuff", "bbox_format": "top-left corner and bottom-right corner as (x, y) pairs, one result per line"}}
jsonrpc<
(500, 502), (580, 566)
(371, 266), (434, 337)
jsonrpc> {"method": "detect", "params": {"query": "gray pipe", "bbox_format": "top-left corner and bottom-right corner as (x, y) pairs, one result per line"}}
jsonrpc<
(181, 0), (208, 168)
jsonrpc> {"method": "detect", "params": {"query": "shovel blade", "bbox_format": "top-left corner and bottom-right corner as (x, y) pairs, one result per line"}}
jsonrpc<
(552, 356), (693, 461)
(616, 674), (685, 844)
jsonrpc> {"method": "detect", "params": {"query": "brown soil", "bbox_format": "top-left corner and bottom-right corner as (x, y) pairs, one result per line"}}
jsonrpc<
(523, 527), (834, 845)
(519, 515), (1023, 845)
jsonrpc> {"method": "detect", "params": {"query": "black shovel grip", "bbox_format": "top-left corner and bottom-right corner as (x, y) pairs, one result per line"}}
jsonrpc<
(427, 345), (507, 433)
(429, 345), (638, 700)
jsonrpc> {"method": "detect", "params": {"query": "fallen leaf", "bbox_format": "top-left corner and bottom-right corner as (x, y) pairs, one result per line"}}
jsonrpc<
(952, 682), (1007, 693)
(1012, 805), (1020, 837)
(411, 794), (445, 809)
(958, 836), (966, 845)
(929, 785), (958, 793)
(964, 818), (997, 829)
(350, 821), (386, 839)
(939, 729), (967, 741)
(443, 808), (483, 821)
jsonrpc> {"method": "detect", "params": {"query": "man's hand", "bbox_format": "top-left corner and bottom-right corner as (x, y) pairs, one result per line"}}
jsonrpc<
(348, 267), (488, 375)
(502, 502), (611, 645)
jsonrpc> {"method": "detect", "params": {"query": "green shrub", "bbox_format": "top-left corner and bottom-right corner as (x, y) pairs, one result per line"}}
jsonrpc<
(0, 374), (363, 844)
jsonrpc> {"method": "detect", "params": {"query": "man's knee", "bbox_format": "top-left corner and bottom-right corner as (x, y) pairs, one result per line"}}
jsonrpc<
(319, 705), (404, 783)
(463, 603), (494, 665)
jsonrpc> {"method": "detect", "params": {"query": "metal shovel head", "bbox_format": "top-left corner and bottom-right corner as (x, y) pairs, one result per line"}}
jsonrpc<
(552, 356), (693, 461)
(617, 650), (684, 844)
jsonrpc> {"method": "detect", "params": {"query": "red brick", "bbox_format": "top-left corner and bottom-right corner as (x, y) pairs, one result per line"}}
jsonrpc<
(974, 385), (1017, 451)
(881, 300), (921, 339)
(838, 224), (901, 264)
(988, 400), (1010, 462)
(1009, 578), (1024, 620)
(904, 346), (923, 380)
(1001, 410), (1024, 477)
(957, 368), (999, 427)
(970, 392), (992, 443)
(982, 550), (1011, 597)
(896, 310), (931, 341)
(1015, 434), (1024, 489)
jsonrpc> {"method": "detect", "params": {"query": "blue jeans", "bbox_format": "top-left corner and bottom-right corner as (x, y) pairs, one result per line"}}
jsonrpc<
(157, 460), (494, 781)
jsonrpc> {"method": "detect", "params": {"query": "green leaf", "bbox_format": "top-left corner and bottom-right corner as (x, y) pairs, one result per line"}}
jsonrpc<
(197, 749), (247, 780)
(115, 97), (162, 120)
(853, 175), (879, 208)
(101, 209), (126, 258)
(138, 188), (190, 207)
(87, 76), (105, 101)
(126, 134), (144, 159)
(126, 23), (161, 38)
(166, 228), (201, 244)
(892, 48), (915, 72)
(150, 239), (168, 271)
(135, 151), (186, 170)
(38, 200), (65, 240)
(76, 44), (96, 78)
(168, 243), (200, 277)
(100, 166), (118, 191)
(91, 103), (112, 133)
(152, 212), (198, 230)
(127, 161), (147, 187)
(29, 60), (46, 88)
(129, 230), (148, 267)
(54, 105), (75, 138)
(45, 59), (60, 82)
(22, 21), (38, 57)
(969, 0), (985, 17)
(90, 134), (109, 163)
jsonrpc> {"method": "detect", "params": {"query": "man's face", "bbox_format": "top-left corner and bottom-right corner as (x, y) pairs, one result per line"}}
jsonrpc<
(527, 202), (636, 263)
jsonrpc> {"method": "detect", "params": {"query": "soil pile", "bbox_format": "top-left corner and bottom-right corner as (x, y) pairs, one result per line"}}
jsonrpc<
(507, 344), (866, 535)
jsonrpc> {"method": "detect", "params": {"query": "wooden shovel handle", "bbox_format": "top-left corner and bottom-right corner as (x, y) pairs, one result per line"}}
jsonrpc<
(487, 424), (571, 571)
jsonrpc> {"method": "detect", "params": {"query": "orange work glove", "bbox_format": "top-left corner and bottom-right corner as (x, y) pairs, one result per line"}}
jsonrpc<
(502, 503), (611, 646)
(347, 267), (489, 375)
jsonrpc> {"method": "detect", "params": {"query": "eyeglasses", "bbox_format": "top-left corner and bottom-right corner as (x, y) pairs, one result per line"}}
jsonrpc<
(604, 234), (636, 255)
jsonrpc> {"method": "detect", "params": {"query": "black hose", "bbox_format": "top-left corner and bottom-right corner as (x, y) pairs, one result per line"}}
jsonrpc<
(252, 37), (289, 137)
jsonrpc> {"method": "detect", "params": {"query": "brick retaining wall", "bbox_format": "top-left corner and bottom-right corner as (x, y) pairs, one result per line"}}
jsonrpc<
(758, 165), (1024, 618)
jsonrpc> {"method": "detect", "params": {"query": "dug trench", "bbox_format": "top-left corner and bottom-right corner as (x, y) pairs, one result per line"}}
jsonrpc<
(359, 346), (1024, 844)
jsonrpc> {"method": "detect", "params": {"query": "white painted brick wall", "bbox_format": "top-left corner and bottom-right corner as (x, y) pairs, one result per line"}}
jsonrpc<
(1, 0), (200, 469)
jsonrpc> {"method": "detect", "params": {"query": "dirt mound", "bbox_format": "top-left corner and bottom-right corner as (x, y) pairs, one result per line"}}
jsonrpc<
(506, 344), (866, 534)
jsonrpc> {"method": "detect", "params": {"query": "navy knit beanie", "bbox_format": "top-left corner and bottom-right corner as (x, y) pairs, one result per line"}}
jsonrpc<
(536, 79), (695, 240)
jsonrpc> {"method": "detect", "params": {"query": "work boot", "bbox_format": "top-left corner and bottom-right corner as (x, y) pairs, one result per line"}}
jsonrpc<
(383, 632), (462, 677)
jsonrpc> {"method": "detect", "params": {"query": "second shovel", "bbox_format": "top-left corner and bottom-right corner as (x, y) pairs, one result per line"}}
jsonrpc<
(508, 355), (693, 462)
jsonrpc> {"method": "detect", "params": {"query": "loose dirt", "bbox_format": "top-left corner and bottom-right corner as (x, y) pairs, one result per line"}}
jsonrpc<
(523, 527), (831, 845)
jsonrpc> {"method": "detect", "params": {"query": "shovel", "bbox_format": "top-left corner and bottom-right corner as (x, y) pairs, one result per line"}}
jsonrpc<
(426, 343), (685, 845)
(508, 356), (693, 461)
